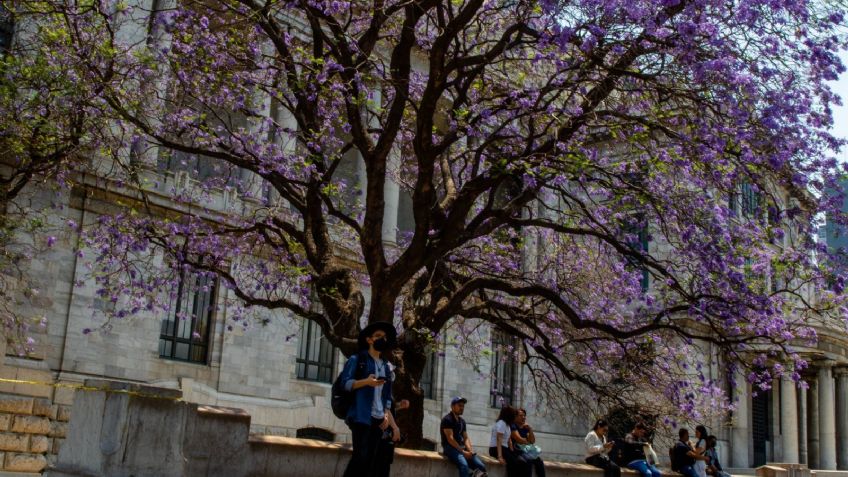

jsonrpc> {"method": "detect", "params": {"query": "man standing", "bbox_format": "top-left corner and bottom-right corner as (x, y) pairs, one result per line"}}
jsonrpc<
(341, 322), (401, 477)
(442, 396), (488, 477)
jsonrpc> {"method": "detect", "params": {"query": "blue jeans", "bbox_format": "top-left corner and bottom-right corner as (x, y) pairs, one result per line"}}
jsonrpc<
(444, 446), (486, 477)
(627, 460), (662, 477)
(679, 465), (699, 477)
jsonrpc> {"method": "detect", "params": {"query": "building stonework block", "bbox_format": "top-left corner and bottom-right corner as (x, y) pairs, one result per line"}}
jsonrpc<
(0, 433), (29, 452)
(56, 406), (71, 422)
(3, 452), (47, 472)
(11, 416), (50, 435)
(56, 405), (71, 422)
(52, 438), (62, 455)
(31, 399), (52, 418)
(53, 387), (76, 406)
(48, 421), (67, 438)
(29, 435), (49, 454)
(0, 397), (33, 415)
(0, 414), (11, 432)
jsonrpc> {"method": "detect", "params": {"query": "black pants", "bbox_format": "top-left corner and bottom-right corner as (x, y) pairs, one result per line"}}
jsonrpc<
(344, 420), (386, 477)
(490, 446), (531, 477)
(373, 436), (395, 477)
(526, 456), (545, 477)
(586, 454), (621, 477)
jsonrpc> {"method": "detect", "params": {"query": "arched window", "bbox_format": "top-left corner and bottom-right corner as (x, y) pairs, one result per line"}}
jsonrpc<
(420, 439), (437, 452)
(296, 427), (335, 442)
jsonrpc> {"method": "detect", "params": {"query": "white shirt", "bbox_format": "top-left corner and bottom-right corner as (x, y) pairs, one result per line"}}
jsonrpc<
(585, 430), (609, 458)
(490, 420), (512, 448)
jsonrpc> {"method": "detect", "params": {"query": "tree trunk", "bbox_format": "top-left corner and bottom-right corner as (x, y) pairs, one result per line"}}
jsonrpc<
(391, 336), (428, 449)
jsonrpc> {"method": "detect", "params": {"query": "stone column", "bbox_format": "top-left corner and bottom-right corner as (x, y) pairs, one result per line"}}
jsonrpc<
(732, 375), (751, 468)
(780, 375), (800, 463)
(819, 362), (837, 470)
(799, 385), (808, 465)
(836, 368), (848, 470)
(382, 147), (400, 244)
(808, 375), (820, 469)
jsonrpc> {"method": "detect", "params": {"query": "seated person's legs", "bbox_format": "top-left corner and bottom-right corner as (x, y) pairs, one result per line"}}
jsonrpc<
(679, 466), (699, 477)
(444, 446), (471, 477)
(648, 464), (662, 477)
(627, 460), (652, 477)
(469, 453), (487, 473)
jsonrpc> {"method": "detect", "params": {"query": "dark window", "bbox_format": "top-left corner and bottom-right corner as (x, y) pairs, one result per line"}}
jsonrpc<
(0, 5), (12, 53)
(728, 190), (738, 216)
(420, 351), (438, 400)
(296, 319), (336, 383)
(159, 271), (217, 364)
(741, 182), (761, 219)
(157, 150), (242, 187)
(752, 389), (771, 467)
(623, 217), (650, 292)
(491, 330), (518, 408)
(295, 427), (335, 442)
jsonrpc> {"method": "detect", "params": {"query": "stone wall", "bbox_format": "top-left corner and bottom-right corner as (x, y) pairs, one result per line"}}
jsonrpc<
(0, 393), (69, 473)
(45, 379), (635, 477)
(0, 339), (72, 474)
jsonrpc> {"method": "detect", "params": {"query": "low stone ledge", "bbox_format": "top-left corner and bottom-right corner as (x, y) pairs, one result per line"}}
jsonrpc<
(247, 434), (644, 477)
(197, 405), (251, 421)
(82, 379), (182, 400)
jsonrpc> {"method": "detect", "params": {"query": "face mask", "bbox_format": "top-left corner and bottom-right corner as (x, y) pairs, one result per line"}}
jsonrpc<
(372, 337), (390, 351)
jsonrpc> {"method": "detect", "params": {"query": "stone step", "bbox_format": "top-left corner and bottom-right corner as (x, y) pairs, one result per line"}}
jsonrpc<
(0, 471), (43, 476)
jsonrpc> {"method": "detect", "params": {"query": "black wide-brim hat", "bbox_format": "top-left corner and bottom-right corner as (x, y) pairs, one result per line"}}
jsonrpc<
(357, 322), (398, 350)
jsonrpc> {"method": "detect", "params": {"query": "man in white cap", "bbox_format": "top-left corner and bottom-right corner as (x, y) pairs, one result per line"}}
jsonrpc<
(442, 396), (488, 477)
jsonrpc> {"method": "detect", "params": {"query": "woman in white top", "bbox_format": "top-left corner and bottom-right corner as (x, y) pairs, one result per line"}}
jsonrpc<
(488, 406), (531, 477)
(693, 426), (708, 477)
(584, 419), (621, 477)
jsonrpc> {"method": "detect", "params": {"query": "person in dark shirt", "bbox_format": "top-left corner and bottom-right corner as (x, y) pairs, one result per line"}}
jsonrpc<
(672, 428), (700, 477)
(442, 396), (487, 477)
(511, 408), (545, 477)
(623, 423), (661, 477)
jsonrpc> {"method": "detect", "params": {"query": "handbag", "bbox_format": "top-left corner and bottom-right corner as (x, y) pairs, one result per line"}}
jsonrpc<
(517, 443), (542, 460)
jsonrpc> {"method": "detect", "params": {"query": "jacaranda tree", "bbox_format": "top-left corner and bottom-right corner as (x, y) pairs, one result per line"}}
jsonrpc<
(4, 0), (847, 445)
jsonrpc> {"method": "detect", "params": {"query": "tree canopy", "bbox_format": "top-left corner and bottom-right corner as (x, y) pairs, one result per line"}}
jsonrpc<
(3, 0), (847, 443)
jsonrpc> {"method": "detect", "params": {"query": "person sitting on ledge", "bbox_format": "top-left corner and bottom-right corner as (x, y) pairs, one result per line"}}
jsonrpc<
(585, 419), (621, 477)
(623, 423), (662, 477)
(442, 396), (488, 477)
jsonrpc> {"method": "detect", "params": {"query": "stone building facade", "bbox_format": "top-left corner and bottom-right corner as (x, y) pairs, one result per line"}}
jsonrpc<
(1, 4), (848, 475)
(0, 175), (844, 473)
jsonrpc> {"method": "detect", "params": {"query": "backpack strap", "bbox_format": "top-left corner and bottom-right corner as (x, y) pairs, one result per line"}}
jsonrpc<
(353, 350), (370, 380)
